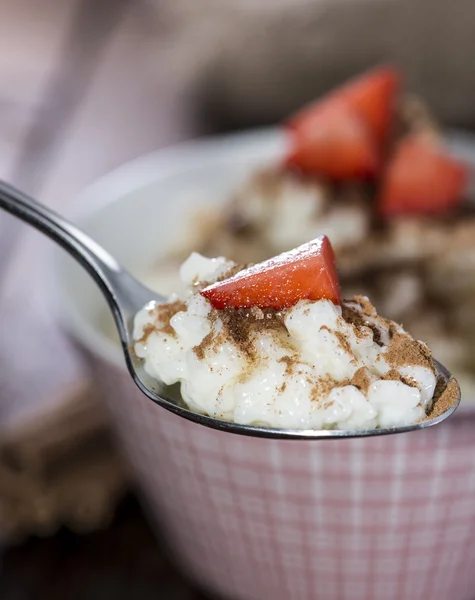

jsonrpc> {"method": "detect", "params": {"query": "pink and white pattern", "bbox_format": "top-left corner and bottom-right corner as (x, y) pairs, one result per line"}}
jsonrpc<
(95, 361), (475, 600)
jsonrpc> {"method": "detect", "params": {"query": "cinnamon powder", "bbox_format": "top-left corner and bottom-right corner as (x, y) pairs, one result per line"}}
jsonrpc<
(193, 332), (214, 361)
(310, 377), (338, 403)
(350, 367), (373, 395)
(137, 300), (186, 344)
(353, 295), (378, 318)
(278, 355), (296, 376)
(380, 369), (419, 388)
(136, 323), (156, 345)
(341, 299), (386, 345)
(385, 333), (434, 373)
(193, 306), (290, 361)
(425, 377), (460, 420)
(219, 307), (289, 359)
(334, 330), (353, 355)
(341, 304), (367, 330)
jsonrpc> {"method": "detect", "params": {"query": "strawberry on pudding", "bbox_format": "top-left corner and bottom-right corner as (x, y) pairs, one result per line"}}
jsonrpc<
(134, 237), (456, 430)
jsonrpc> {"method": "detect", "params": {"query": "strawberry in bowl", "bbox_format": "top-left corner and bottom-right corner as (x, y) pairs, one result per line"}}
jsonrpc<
(285, 66), (400, 180)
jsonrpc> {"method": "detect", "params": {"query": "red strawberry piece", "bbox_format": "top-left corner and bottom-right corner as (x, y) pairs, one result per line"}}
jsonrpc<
(285, 104), (379, 180)
(378, 136), (468, 217)
(287, 66), (400, 146)
(200, 236), (341, 310)
(285, 66), (401, 180)
(334, 66), (400, 146)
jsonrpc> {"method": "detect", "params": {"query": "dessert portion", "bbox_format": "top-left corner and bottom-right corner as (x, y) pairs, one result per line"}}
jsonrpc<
(185, 66), (474, 397)
(134, 237), (457, 431)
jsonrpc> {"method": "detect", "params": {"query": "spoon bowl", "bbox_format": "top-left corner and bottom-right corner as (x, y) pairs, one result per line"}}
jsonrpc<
(0, 180), (460, 439)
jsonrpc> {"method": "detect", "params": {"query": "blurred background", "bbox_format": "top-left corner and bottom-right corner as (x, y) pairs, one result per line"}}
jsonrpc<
(1, 0), (475, 597)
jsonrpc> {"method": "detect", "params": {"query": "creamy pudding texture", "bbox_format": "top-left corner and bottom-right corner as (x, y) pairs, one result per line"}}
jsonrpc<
(133, 253), (454, 431)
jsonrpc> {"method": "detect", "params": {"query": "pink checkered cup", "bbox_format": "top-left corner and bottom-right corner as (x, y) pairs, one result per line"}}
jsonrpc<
(51, 131), (475, 600)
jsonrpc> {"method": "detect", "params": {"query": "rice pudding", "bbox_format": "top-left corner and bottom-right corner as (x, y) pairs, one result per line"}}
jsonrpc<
(134, 237), (457, 431)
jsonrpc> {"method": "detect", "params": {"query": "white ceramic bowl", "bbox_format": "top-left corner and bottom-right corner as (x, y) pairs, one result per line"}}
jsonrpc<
(52, 129), (475, 600)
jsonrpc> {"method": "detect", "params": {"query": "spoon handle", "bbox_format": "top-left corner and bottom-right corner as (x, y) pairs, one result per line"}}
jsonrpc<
(0, 180), (154, 318)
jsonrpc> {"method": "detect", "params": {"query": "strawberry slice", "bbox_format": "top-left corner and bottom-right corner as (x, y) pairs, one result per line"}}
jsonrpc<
(334, 66), (400, 146)
(285, 66), (400, 180)
(378, 136), (468, 217)
(287, 66), (400, 146)
(285, 105), (379, 180)
(200, 236), (341, 310)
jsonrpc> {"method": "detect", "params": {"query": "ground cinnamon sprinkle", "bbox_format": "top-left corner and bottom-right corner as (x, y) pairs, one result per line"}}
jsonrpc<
(385, 332), (434, 372)
(341, 298), (385, 345)
(310, 376), (338, 403)
(136, 323), (156, 345)
(380, 368), (418, 388)
(341, 304), (367, 329)
(353, 295), (378, 318)
(321, 324), (354, 355)
(350, 367), (373, 394)
(137, 300), (186, 343)
(425, 377), (460, 420)
(192, 306), (292, 362)
(278, 355), (296, 376)
(219, 307), (289, 359)
(400, 375), (419, 388)
(193, 331), (214, 360)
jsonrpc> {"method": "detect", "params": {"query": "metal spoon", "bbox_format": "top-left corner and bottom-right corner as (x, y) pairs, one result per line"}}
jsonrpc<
(0, 180), (460, 439)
